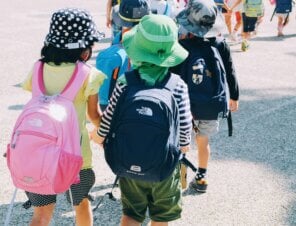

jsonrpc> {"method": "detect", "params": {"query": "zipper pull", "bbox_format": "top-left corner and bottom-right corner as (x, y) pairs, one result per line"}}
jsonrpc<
(11, 131), (20, 149)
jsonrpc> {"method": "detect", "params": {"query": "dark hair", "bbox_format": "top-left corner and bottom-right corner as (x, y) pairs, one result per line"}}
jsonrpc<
(40, 44), (92, 65)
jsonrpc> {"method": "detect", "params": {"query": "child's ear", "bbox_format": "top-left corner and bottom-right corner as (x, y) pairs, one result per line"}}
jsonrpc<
(80, 48), (92, 61)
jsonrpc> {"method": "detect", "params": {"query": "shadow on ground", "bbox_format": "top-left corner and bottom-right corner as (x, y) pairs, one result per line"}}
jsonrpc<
(211, 87), (296, 225)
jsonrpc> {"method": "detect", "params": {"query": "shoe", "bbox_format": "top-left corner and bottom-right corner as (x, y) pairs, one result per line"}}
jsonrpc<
(241, 40), (249, 52)
(190, 178), (208, 193)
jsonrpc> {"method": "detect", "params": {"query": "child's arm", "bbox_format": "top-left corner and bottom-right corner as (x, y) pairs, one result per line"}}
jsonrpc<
(87, 94), (102, 128)
(230, 0), (242, 11)
(93, 80), (126, 145)
(176, 81), (192, 150)
(223, 1), (231, 12)
(106, 0), (113, 28)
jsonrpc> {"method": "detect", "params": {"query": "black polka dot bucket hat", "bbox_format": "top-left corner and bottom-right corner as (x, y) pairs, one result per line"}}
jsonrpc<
(45, 8), (105, 49)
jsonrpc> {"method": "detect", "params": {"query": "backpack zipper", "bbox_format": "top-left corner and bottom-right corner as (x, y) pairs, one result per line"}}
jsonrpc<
(11, 130), (57, 149)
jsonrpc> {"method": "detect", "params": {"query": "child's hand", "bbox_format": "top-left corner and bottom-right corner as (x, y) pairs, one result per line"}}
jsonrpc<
(229, 99), (239, 112)
(89, 129), (105, 145)
(180, 145), (190, 153)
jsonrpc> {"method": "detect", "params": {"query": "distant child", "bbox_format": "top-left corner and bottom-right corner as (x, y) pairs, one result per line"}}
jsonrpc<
(231, 0), (264, 51)
(106, 0), (122, 40)
(93, 14), (192, 226)
(97, 0), (150, 111)
(269, 0), (292, 36)
(172, 0), (239, 193)
(21, 8), (105, 226)
(224, 0), (243, 41)
(149, 0), (173, 17)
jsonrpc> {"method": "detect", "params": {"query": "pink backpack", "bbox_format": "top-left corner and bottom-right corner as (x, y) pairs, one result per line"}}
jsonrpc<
(6, 61), (90, 195)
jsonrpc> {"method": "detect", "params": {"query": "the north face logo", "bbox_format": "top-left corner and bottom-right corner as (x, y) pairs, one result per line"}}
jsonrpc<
(136, 107), (153, 116)
(28, 118), (43, 128)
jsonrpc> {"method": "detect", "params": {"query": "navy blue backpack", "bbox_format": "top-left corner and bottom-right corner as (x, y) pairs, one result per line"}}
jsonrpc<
(178, 38), (229, 120)
(275, 0), (292, 13)
(104, 70), (181, 182)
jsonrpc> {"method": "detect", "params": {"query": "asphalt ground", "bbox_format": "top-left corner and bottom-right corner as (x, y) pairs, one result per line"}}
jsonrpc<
(0, 0), (295, 225)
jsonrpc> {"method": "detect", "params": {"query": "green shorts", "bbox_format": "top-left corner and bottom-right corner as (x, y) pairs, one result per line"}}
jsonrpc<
(119, 165), (182, 223)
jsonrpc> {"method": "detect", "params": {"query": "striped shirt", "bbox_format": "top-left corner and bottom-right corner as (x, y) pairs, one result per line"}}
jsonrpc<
(98, 74), (192, 147)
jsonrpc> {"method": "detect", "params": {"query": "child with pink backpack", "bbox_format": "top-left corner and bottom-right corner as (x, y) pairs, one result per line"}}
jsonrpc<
(6, 8), (105, 226)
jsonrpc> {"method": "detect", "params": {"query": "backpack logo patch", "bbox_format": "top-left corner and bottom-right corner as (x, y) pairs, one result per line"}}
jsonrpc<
(179, 40), (229, 120)
(28, 118), (43, 128)
(136, 106), (153, 116)
(192, 59), (212, 85)
(130, 165), (142, 172)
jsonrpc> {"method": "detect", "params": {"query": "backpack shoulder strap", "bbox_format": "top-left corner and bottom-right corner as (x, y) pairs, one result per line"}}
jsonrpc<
(164, 73), (179, 91)
(60, 62), (90, 101)
(32, 61), (46, 97)
(32, 61), (90, 101)
(125, 70), (143, 86)
(163, 2), (169, 15)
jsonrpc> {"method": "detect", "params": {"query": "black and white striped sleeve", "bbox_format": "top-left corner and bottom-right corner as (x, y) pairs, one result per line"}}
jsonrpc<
(173, 79), (192, 147)
(98, 81), (127, 137)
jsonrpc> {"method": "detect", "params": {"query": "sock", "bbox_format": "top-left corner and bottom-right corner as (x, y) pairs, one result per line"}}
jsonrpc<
(195, 168), (207, 180)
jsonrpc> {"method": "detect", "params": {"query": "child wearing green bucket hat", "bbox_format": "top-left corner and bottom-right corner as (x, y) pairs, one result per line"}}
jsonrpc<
(93, 14), (192, 225)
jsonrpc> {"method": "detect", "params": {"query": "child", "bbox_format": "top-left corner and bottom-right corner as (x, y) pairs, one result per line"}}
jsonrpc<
(93, 14), (192, 226)
(150, 0), (173, 17)
(97, 0), (150, 111)
(106, 0), (122, 41)
(230, 0), (264, 51)
(21, 8), (105, 226)
(224, 0), (243, 41)
(172, 0), (239, 193)
(270, 0), (292, 36)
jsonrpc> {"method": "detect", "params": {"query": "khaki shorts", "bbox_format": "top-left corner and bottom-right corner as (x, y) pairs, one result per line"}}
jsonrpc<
(119, 165), (182, 223)
(193, 120), (219, 136)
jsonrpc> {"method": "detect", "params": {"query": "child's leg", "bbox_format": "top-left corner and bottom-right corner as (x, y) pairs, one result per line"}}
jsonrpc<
(151, 221), (169, 226)
(75, 198), (93, 226)
(234, 11), (242, 34)
(277, 16), (284, 36)
(66, 169), (95, 226)
(196, 135), (210, 170)
(121, 215), (141, 226)
(190, 120), (218, 192)
(25, 192), (56, 226)
(224, 12), (233, 34)
(30, 204), (55, 226)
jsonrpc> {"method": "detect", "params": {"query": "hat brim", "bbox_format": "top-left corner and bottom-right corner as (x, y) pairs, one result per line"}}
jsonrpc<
(122, 26), (188, 67)
(176, 9), (226, 38)
(112, 5), (137, 28)
(204, 11), (227, 38)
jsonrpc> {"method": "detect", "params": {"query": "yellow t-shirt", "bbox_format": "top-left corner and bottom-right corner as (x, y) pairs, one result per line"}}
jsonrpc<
(22, 62), (106, 169)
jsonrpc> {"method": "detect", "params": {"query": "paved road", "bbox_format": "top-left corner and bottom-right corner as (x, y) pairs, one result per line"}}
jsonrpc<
(0, 0), (295, 225)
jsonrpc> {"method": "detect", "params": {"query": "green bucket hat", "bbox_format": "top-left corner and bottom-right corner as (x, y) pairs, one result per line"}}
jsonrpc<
(122, 14), (188, 67)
